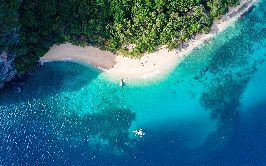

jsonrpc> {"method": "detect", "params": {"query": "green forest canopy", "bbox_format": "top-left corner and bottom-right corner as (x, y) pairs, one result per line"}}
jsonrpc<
(1, 0), (240, 74)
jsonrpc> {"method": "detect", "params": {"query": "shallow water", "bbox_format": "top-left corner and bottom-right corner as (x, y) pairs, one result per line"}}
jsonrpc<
(0, 1), (266, 165)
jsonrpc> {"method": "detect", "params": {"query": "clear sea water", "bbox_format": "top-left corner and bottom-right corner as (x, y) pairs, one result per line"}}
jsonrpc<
(0, 1), (266, 165)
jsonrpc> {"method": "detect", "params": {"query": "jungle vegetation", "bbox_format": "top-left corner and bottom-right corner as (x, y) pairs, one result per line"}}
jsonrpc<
(1, 0), (240, 74)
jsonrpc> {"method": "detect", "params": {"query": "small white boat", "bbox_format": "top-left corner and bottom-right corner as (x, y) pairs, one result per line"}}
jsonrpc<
(133, 129), (145, 137)
(119, 79), (124, 87)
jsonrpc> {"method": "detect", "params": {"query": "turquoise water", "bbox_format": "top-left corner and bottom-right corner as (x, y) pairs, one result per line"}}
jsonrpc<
(0, 1), (266, 165)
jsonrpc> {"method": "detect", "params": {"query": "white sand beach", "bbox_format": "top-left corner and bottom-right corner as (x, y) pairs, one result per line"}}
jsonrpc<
(40, 0), (257, 81)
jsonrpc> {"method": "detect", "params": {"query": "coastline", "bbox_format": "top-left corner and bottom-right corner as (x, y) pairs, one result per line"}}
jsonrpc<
(40, 0), (257, 82)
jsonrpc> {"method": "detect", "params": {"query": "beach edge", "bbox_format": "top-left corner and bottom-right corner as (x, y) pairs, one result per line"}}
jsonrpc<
(40, 0), (258, 83)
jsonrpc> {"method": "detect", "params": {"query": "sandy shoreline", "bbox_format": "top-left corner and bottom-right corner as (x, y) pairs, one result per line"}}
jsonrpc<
(40, 0), (257, 82)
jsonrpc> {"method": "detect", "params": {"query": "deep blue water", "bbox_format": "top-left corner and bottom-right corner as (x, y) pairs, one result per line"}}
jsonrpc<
(0, 1), (266, 165)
